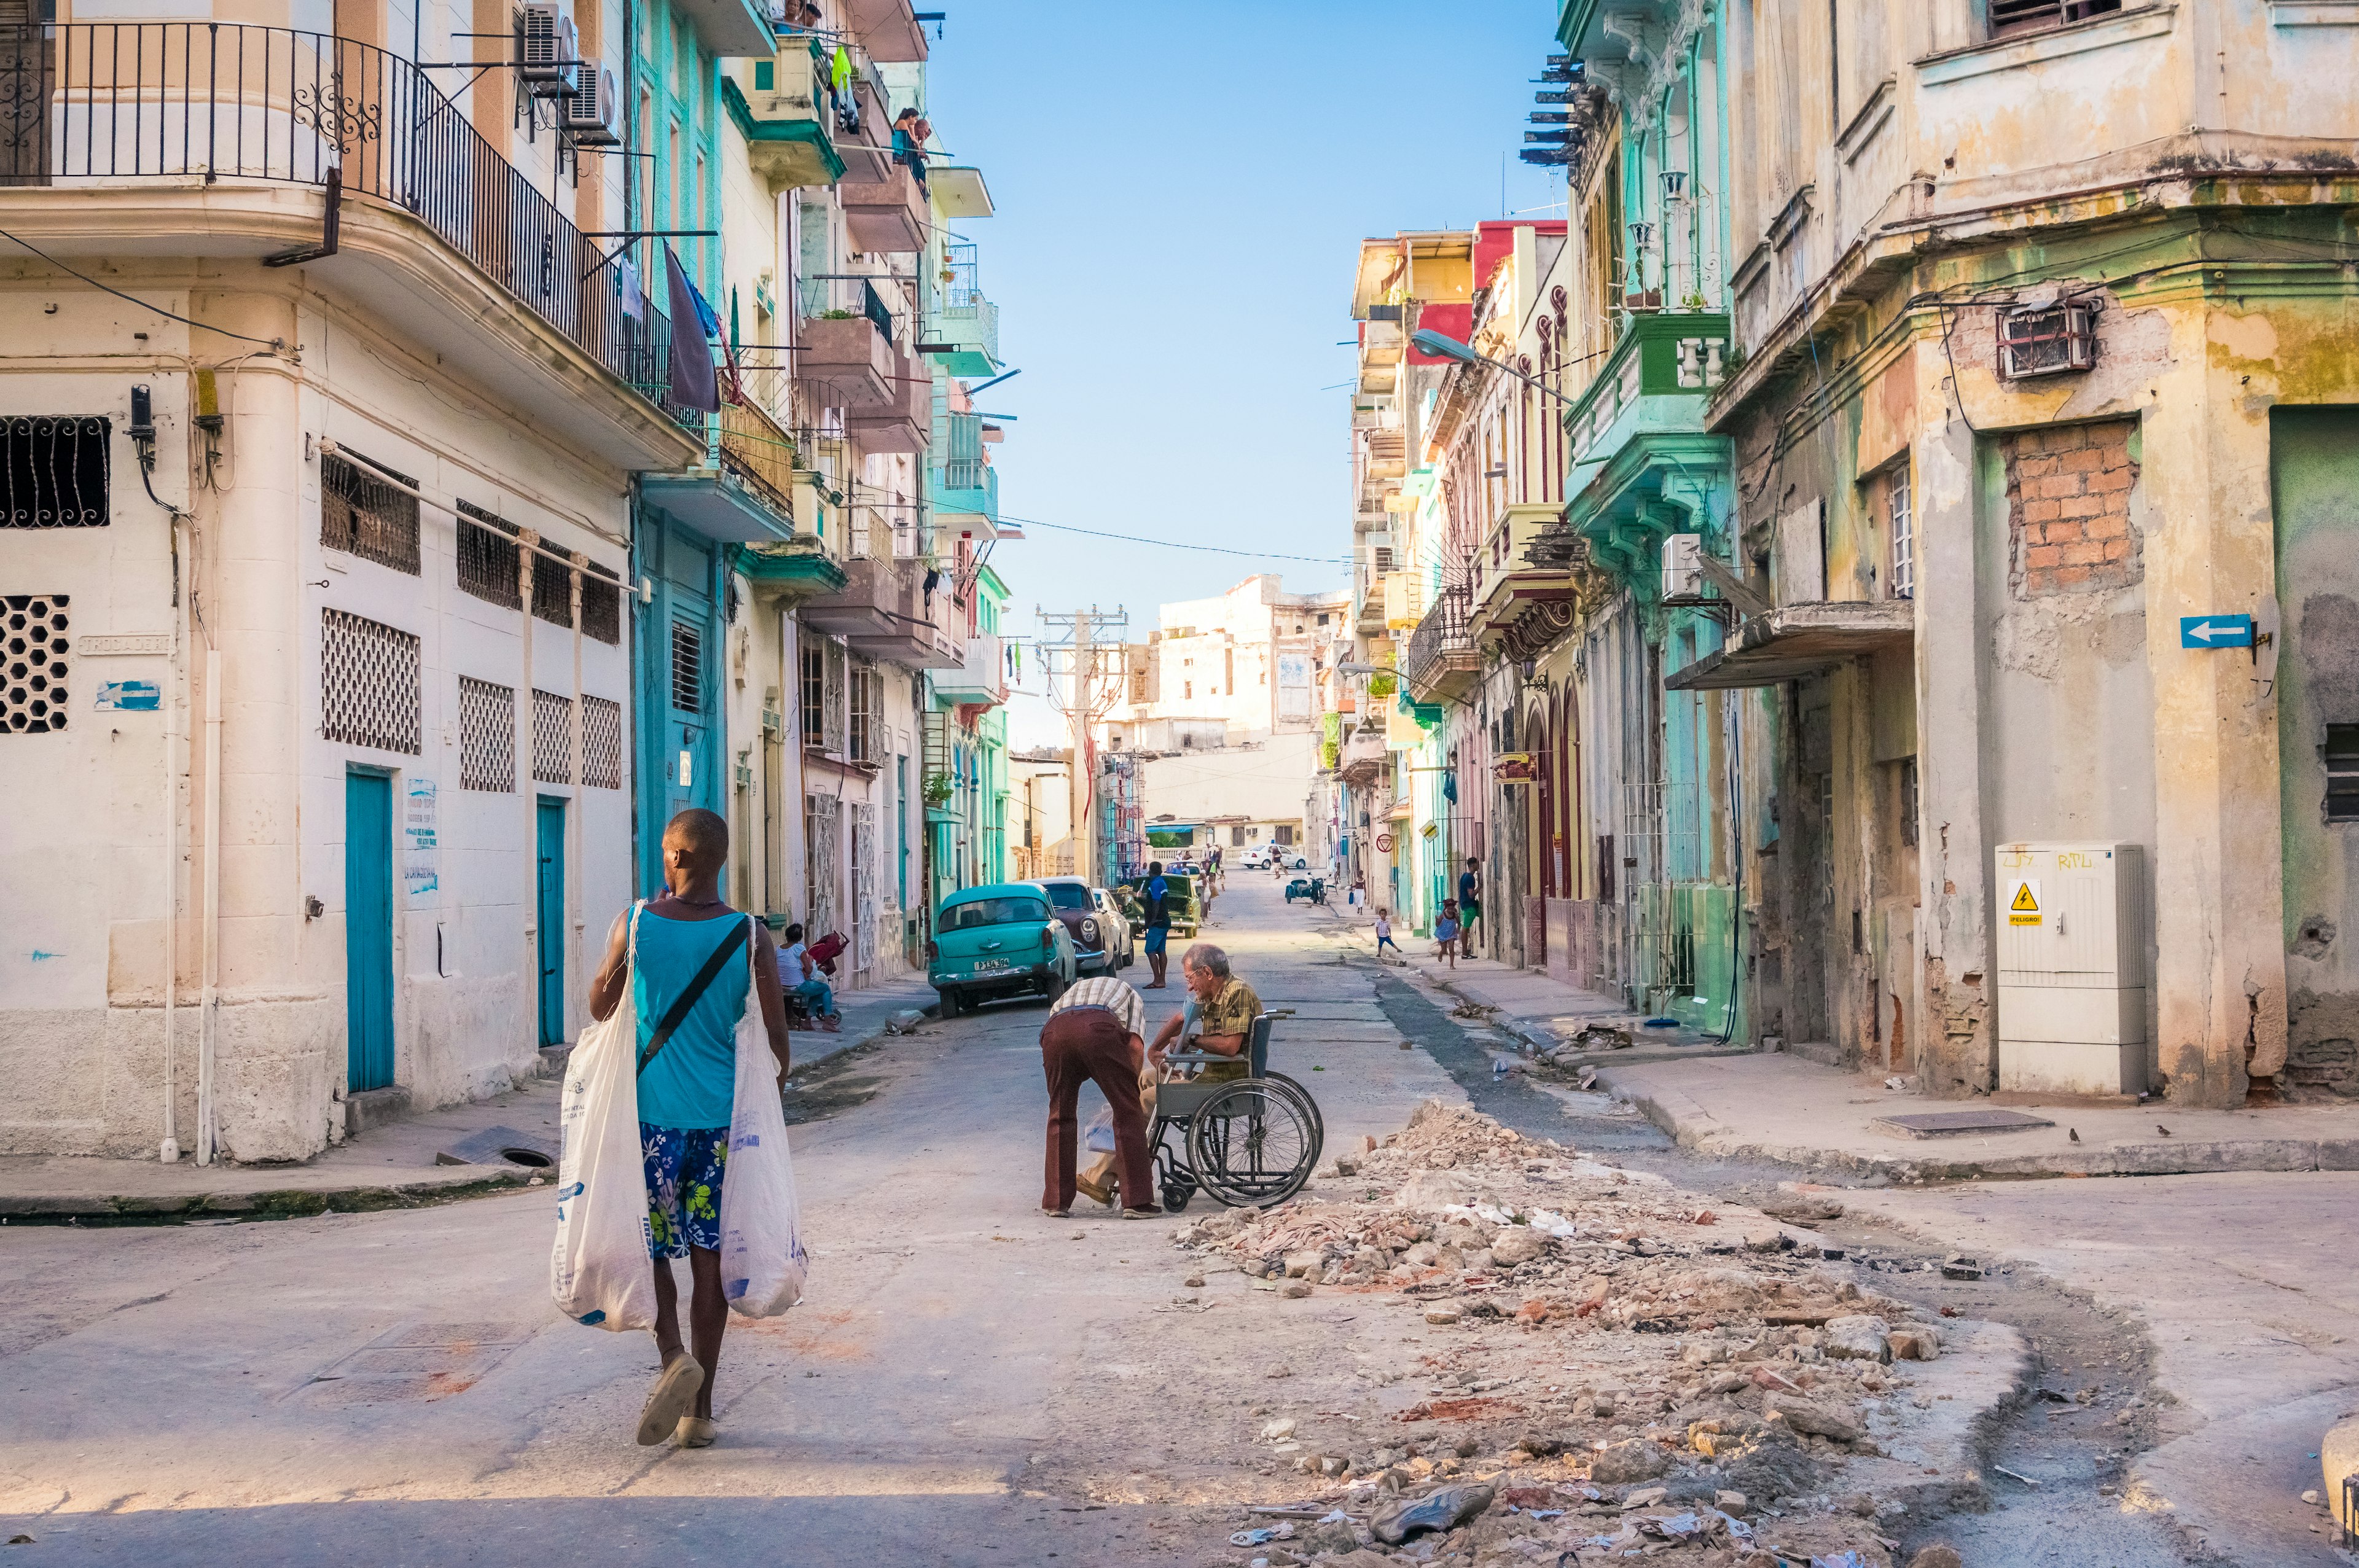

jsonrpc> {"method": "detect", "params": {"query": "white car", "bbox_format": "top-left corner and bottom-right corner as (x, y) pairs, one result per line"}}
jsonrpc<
(1239, 848), (1271, 870)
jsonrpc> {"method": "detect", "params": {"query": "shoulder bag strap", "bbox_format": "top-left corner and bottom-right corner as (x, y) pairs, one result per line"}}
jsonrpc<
(637, 915), (751, 1077)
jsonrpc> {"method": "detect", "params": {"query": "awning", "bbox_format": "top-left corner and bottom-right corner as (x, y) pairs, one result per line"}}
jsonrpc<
(1664, 600), (1914, 691)
(1387, 801), (1412, 821)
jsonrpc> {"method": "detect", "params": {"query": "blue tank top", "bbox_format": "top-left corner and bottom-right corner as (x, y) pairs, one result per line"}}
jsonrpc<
(633, 908), (752, 1131)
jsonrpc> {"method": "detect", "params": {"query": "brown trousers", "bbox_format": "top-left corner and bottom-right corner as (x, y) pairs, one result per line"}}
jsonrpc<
(1040, 1007), (1154, 1213)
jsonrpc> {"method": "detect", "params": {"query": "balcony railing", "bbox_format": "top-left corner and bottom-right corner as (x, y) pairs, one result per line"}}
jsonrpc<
(1402, 582), (1481, 702)
(716, 400), (798, 523)
(0, 22), (681, 408)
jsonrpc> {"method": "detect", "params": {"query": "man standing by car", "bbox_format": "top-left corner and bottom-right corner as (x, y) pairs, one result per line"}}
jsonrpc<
(1141, 860), (1173, 990)
(1457, 856), (1485, 954)
(1038, 973), (1158, 1219)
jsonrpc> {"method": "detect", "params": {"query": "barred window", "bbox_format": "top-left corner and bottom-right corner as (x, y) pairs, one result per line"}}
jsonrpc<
(321, 451), (421, 574)
(533, 688), (574, 784)
(455, 500), (523, 609)
(2, 593), (69, 732)
(800, 641), (824, 746)
(582, 695), (623, 788)
(1888, 466), (1914, 601)
(457, 676), (516, 790)
(581, 563), (622, 644)
(532, 553), (574, 630)
(670, 617), (702, 713)
(322, 609), (421, 754)
(2, 418), (109, 527)
(848, 659), (874, 763)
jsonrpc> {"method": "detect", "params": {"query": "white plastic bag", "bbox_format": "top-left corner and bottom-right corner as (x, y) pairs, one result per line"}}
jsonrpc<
(719, 922), (809, 1317)
(550, 906), (657, 1332)
(1083, 1106), (1117, 1155)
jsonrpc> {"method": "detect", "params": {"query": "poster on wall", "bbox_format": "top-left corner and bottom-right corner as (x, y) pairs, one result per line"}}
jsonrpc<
(404, 778), (440, 898)
(1276, 650), (1312, 722)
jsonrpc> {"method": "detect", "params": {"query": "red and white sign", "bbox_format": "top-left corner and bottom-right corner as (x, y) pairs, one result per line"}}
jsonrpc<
(1375, 833), (1395, 854)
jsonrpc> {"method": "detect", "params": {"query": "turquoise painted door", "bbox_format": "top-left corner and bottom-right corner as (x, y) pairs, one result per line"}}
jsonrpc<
(345, 771), (396, 1092)
(537, 796), (567, 1047)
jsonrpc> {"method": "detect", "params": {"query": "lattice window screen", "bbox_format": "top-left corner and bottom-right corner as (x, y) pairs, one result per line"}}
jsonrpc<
(580, 568), (622, 644)
(321, 609), (421, 754)
(532, 558), (574, 629)
(321, 451), (421, 574)
(823, 641), (847, 754)
(1, 593), (69, 732)
(582, 695), (622, 789)
(458, 676), (516, 790)
(804, 793), (840, 935)
(533, 688), (574, 784)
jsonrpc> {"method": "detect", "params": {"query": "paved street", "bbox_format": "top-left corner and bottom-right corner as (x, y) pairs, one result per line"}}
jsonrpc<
(0, 879), (1458, 1565)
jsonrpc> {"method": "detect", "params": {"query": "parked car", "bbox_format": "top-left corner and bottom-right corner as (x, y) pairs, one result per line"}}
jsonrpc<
(1090, 886), (1138, 972)
(927, 882), (1077, 1018)
(1238, 847), (1271, 870)
(1038, 875), (1124, 976)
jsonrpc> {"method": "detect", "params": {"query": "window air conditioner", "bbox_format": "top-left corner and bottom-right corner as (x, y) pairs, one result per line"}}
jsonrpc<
(520, 4), (576, 94)
(1998, 300), (2099, 378)
(563, 67), (620, 144)
(1661, 532), (1707, 604)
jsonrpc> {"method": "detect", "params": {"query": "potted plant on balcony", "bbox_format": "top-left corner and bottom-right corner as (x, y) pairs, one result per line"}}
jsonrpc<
(921, 771), (955, 809)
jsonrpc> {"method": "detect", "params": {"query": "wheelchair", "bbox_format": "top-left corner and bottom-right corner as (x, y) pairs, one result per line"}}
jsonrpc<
(1149, 1011), (1324, 1212)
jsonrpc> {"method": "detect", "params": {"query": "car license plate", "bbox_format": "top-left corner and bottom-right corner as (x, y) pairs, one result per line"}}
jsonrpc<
(972, 958), (1008, 973)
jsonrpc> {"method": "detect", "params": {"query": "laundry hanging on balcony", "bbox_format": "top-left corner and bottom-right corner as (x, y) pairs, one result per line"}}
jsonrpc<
(663, 243), (722, 414)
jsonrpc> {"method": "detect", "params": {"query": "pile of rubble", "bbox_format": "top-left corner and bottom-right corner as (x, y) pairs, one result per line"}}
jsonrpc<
(1168, 1102), (1970, 1567)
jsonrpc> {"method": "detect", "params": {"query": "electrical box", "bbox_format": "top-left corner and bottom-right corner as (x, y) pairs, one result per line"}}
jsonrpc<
(1994, 841), (2148, 1095)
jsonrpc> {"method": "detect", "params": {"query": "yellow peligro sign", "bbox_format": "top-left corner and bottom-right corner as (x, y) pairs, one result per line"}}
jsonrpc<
(2008, 879), (2042, 927)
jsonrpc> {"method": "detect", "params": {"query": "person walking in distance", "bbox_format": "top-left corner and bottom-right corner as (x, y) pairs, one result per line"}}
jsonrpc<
(1457, 857), (1485, 955)
(1039, 973), (1159, 1219)
(1141, 860), (1173, 989)
(1373, 907), (1401, 964)
(587, 808), (791, 1449)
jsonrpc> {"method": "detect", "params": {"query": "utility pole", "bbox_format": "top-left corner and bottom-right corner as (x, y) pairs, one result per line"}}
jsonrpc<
(1037, 604), (1128, 881)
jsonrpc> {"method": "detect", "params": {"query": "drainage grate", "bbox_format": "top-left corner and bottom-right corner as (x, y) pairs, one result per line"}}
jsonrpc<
(1, 593), (69, 733)
(294, 1319), (538, 1406)
(531, 687), (573, 784)
(582, 695), (622, 789)
(456, 676), (515, 791)
(1872, 1109), (2056, 1139)
(320, 609), (420, 754)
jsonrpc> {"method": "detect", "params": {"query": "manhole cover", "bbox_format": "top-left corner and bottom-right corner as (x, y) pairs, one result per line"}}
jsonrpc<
(1872, 1110), (2056, 1139)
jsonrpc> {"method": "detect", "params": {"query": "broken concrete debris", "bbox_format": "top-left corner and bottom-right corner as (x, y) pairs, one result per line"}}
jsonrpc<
(1164, 1100), (1985, 1566)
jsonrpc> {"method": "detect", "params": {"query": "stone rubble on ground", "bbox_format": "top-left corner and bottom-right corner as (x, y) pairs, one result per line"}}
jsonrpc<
(1164, 1099), (1989, 1567)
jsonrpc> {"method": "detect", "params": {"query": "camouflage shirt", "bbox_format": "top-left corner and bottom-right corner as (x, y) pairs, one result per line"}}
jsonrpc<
(1192, 976), (1262, 1081)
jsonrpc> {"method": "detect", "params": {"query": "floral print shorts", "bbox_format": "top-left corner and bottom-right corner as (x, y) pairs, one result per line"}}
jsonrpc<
(640, 1121), (729, 1259)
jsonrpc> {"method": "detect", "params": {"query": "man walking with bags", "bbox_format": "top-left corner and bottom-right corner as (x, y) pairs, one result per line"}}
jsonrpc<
(587, 808), (791, 1448)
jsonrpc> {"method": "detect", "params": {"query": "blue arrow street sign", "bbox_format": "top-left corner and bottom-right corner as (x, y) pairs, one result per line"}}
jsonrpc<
(2180, 614), (2255, 649)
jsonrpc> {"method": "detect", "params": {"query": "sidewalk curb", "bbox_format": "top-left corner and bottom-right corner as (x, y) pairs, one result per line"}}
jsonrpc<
(1596, 1066), (2359, 1180)
(791, 1002), (933, 1075)
(0, 1167), (535, 1223)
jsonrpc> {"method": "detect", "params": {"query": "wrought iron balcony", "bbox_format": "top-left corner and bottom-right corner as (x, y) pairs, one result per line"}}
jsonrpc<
(0, 22), (680, 415)
(1402, 582), (1481, 703)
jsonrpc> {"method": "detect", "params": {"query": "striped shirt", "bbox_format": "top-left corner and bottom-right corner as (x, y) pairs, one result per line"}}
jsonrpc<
(1049, 975), (1147, 1039)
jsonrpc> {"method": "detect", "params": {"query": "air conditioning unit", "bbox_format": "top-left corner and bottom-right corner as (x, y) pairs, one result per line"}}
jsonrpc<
(1998, 300), (2098, 378)
(519, 4), (576, 94)
(562, 66), (619, 144)
(1661, 532), (1706, 604)
(1995, 841), (2149, 1095)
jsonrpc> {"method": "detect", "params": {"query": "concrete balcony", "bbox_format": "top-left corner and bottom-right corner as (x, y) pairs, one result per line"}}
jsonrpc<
(844, 0), (928, 61)
(924, 293), (1000, 378)
(801, 555), (961, 668)
(1338, 730), (1388, 787)
(640, 401), (798, 545)
(840, 164), (927, 254)
(932, 458), (1000, 542)
(797, 313), (894, 409)
(1402, 583), (1482, 704)
(932, 632), (1007, 705)
(848, 351), (931, 454)
(724, 45), (846, 194)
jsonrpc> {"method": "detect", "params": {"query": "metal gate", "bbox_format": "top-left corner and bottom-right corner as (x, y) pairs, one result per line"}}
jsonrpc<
(853, 802), (877, 980)
(804, 792), (839, 938)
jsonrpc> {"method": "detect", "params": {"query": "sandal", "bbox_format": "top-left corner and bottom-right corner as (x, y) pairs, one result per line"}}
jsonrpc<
(636, 1352), (705, 1446)
(675, 1416), (718, 1448)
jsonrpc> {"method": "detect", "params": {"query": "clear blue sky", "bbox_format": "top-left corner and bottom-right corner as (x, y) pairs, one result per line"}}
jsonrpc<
(925, 1), (1568, 743)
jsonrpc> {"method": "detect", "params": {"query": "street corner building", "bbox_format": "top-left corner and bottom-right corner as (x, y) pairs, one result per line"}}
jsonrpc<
(0, 0), (1026, 1161)
(1326, 0), (2359, 1110)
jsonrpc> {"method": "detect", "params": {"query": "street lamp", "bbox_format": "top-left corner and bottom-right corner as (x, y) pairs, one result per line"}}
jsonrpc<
(1410, 327), (1578, 407)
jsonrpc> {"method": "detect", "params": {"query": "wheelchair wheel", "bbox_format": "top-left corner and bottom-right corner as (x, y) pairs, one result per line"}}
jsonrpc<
(1259, 1072), (1325, 1152)
(1186, 1080), (1321, 1209)
(1160, 1168), (1198, 1213)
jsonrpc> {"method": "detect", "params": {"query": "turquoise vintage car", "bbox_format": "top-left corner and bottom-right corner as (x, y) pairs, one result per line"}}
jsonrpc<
(927, 882), (1079, 1018)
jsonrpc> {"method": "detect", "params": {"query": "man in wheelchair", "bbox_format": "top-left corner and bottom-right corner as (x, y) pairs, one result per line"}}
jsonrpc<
(1077, 942), (1262, 1209)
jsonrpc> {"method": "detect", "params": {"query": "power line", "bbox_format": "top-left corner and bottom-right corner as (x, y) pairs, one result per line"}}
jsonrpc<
(1001, 515), (1347, 564)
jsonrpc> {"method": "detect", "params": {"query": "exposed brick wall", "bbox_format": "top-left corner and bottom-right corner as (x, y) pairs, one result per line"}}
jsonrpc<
(2003, 419), (2142, 598)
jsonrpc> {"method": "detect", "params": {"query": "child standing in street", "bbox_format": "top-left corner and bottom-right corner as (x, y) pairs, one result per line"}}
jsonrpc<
(1434, 900), (1462, 968)
(1373, 908), (1401, 964)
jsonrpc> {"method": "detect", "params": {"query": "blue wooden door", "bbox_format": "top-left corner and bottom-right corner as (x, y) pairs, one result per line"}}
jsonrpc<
(345, 771), (396, 1092)
(536, 796), (567, 1047)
